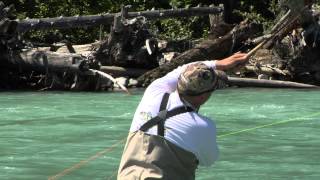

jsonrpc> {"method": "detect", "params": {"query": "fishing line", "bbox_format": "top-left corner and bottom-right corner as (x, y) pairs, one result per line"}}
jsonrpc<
(218, 111), (320, 138)
(47, 137), (127, 180)
(48, 111), (320, 180)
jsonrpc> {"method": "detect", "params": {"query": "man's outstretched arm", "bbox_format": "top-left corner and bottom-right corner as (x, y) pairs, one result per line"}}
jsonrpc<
(146, 52), (248, 94)
(215, 52), (249, 71)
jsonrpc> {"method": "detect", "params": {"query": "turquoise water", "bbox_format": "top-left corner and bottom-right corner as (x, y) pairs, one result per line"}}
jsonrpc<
(0, 88), (319, 180)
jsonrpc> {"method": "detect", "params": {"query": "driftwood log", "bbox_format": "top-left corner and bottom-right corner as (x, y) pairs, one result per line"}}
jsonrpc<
(94, 6), (159, 68)
(1, 1), (319, 91)
(0, 49), (91, 89)
(100, 66), (147, 78)
(138, 21), (262, 87)
(17, 6), (223, 32)
(1, 50), (87, 73)
(244, 65), (290, 76)
(228, 77), (319, 89)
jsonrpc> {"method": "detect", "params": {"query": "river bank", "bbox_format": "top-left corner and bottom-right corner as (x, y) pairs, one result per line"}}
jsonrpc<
(1, 1), (320, 92)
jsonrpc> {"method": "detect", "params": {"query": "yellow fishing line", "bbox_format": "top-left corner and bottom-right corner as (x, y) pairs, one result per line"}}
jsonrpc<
(218, 111), (320, 138)
(49, 111), (320, 180)
(48, 137), (127, 180)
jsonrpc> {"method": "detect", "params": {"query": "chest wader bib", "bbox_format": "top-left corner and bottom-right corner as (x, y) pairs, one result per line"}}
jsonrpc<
(117, 93), (199, 180)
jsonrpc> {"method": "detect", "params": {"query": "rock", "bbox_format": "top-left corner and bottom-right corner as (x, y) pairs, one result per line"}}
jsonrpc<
(159, 52), (180, 65)
(157, 40), (168, 50)
(258, 74), (270, 80)
(128, 78), (139, 87)
(114, 77), (128, 88)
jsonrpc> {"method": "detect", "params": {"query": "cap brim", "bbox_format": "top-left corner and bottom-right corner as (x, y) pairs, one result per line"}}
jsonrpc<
(214, 70), (228, 82)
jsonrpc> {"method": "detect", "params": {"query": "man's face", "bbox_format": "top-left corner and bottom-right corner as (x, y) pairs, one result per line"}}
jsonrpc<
(199, 91), (213, 106)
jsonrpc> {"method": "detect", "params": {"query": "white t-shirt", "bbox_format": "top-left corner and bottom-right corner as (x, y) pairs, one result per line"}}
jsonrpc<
(130, 61), (219, 166)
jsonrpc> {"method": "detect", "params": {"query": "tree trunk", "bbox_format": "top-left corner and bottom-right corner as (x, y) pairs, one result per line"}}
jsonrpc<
(1, 49), (86, 73)
(227, 77), (319, 88)
(99, 66), (147, 78)
(17, 6), (223, 32)
(244, 65), (290, 76)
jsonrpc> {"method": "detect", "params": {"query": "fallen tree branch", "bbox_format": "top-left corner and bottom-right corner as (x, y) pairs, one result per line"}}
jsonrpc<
(244, 65), (290, 76)
(99, 66), (147, 78)
(227, 77), (319, 88)
(2, 49), (86, 73)
(17, 6), (223, 32)
(89, 69), (131, 94)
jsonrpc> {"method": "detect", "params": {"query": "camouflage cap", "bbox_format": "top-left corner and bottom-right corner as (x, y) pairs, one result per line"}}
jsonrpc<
(177, 62), (227, 96)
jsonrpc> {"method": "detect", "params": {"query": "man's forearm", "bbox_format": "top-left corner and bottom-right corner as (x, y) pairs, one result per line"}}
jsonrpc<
(215, 53), (248, 71)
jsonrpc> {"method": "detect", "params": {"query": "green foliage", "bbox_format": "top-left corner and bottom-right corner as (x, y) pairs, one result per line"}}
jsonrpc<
(157, 0), (212, 40)
(155, 18), (193, 40)
(153, 16), (209, 40)
(2, 0), (284, 43)
(235, 0), (283, 32)
(234, 6), (271, 32)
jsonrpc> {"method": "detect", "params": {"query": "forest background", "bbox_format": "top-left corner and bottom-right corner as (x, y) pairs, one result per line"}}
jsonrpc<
(3, 0), (283, 44)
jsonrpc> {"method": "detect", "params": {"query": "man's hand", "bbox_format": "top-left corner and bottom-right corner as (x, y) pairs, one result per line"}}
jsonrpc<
(215, 52), (249, 71)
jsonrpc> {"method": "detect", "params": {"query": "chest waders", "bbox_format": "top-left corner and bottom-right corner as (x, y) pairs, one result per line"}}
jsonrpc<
(118, 93), (199, 180)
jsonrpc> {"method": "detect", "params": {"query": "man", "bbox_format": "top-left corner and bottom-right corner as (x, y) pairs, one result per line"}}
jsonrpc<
(118, 53), (248, 180)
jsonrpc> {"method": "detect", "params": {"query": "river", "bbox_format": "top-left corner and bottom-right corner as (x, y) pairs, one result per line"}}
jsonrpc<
(0, 88), (319, 180)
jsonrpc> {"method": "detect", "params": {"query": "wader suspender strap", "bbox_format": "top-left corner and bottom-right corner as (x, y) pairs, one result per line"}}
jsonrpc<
(158, 93), (170, 136)
(139, 93), (193, 136)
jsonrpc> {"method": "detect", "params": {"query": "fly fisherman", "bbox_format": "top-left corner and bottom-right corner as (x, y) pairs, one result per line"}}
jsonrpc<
(118, 53), (249, 180)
